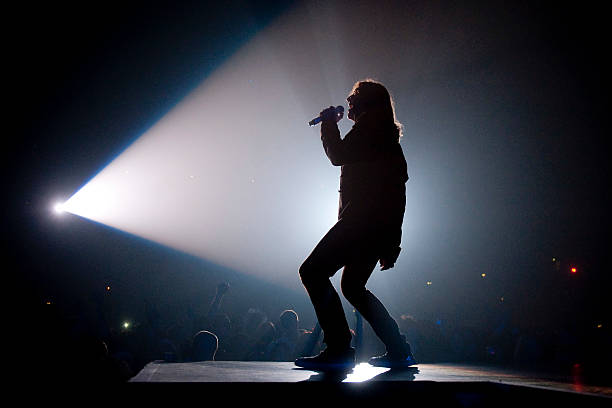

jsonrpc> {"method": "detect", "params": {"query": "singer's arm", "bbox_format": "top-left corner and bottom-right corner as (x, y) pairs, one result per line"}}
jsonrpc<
(320, 119), (371, 166)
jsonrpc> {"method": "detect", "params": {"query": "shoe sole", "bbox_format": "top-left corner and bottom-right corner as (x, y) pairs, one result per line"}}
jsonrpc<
(295, 361), (355, 371)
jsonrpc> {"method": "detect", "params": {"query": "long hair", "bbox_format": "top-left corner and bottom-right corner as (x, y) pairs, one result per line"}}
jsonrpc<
(350, 79), (403, 139)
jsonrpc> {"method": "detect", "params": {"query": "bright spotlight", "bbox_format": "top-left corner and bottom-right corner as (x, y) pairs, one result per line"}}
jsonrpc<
(52, 202), (65, 214)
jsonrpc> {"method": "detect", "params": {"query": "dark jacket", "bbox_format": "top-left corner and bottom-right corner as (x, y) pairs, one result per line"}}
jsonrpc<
(320, 113), (408, 255)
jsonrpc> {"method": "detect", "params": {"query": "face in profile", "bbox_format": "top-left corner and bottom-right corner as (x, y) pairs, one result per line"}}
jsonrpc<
(346, 92), (361, 121)
(346, 94), (355, 121)
(347, 80), (396, 126)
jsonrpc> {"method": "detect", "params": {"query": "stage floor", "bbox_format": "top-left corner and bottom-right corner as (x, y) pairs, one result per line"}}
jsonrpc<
(131, 360), (611, 399)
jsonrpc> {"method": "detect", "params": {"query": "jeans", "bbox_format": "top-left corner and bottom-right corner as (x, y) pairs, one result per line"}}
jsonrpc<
(299, 217), (404, 353)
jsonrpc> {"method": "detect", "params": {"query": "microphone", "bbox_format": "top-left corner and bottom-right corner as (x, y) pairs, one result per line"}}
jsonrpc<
(308, 106), (344, 126)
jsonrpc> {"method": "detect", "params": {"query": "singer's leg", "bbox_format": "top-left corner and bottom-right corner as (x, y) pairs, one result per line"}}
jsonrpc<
(341, 258), (405, 355)
(299, 219), (353, 351)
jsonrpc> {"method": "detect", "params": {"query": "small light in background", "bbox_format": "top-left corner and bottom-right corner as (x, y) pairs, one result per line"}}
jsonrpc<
(570, 267), (577, 274)
(426, 281), (432, 286)
(553, 257), (561, 271)
(105, 285), (111, 292)
(481, 273), (486, 278)
(122, 321), (130, 330)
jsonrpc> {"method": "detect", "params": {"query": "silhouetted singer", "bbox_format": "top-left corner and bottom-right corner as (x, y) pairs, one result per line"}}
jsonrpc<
(296, 79), (417, 371)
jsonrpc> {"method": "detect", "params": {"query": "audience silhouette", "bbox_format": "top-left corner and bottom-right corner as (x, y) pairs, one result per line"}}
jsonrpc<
(29, 276), (600, 384)
(191, 330), (219, 361)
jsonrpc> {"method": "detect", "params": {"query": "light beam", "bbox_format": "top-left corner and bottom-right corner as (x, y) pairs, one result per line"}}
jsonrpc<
(59, 0), (536, 302)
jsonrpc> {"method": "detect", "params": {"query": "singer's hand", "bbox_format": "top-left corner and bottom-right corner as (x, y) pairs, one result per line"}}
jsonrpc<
(320, 106), (343, 123)
(380, 258), (394, 271)
(379, 246), (401, 271)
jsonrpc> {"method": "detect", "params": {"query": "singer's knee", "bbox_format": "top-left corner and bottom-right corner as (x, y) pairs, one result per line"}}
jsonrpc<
(341, 277), (367, 307)
(299, 260), (316, 287)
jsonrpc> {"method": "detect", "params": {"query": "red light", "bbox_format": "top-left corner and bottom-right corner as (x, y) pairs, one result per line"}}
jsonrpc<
(570, 267), (577, 274)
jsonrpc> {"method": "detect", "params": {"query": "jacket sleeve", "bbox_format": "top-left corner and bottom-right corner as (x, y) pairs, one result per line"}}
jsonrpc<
(379, 215), (404, 267)
(320, 120), (372, 166)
